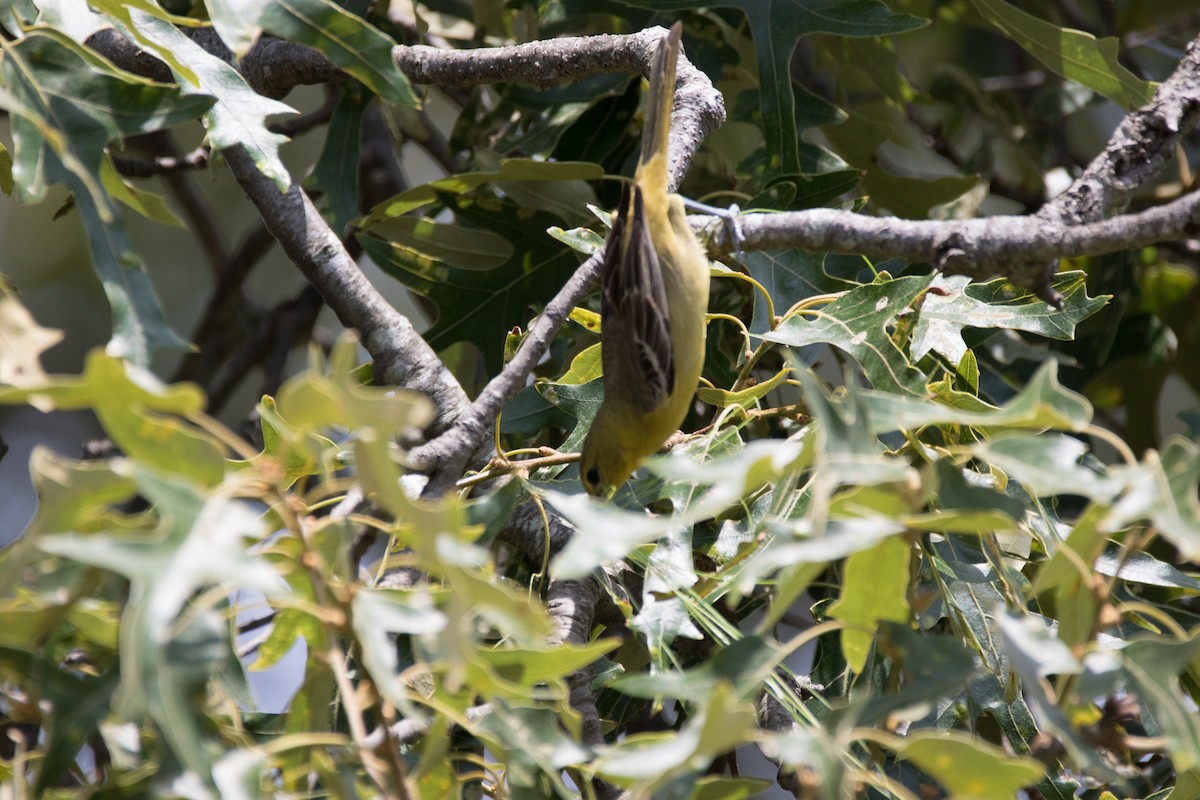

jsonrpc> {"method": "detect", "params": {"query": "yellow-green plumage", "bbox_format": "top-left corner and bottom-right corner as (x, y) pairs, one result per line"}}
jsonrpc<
(580, 23), (710, 497)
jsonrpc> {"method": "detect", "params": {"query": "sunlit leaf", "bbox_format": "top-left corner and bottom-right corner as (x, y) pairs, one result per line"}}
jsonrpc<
(0, 277), (63, 388)
(37, 469), (279, 780)
(911, 272), (1108, 364)
(899, 731), (1044, 799)
(594, 682), (755, 791)
(827, 535), (911, 673)
(764, 275), (931, 395)
(205, 0), (417, 105)
(360, 159), (605, 226)
(119, 8), (296, 190)
(1108, 437), (1200, 559)
(970, 0), (1156, 110)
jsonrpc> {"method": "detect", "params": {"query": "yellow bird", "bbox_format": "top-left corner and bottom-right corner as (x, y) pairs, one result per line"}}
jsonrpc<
(579, 22), (711, 497)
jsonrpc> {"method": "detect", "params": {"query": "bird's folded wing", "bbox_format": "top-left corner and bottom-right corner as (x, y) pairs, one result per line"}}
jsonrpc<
(601, 183), (676, 413)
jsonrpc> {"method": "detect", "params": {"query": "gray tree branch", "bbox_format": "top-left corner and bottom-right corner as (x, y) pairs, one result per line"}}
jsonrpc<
(222, 146), (471, 435)
(1042, 36), (1200, 225)
(715, 184), (1200, 285)
(392, 26), (725, 189)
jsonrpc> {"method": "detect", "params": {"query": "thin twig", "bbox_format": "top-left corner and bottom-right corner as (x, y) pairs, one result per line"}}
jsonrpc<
(111, 145), (213, 178)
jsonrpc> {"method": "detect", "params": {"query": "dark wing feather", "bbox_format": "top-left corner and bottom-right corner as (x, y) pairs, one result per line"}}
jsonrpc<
(600, 183), (675, 412)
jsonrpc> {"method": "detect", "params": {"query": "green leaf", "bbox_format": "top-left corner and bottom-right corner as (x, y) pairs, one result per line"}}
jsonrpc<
(935, 460), (1027, 524)
(0, 276), (63, 387)
(369, 216), (514, 270)
(99, 155), (184, 226)
(546, 439), (804, 579)
(0, 646), (120, 796)
(472, 703), (589, 794)
(621, 0), (925, 179)
(860, 624), (977, 725)
(899, 731), (1044, 799)
(556, 343), (602, 386)
(0, 28), (215, 219)
(359, 159), (605, 226)
(737, 516), (905, 599)
(759, 726), (844, 799)
(1107, 437), (1200, 560)
(69, 0), (206, 83)
(594, 682), (756, 791)
(21, 446), (136, 536)
(970, 0), (1156, 110)
(975, 434), (1124, 501)
(0, 349), (204, 413)
(614, 636), (784, 701)
(497, 384), (573, 437)
(763, 274), (932, 395)
(95, 405), (226, 486)
(67, 168), (191, 364)
(749, 169), (864, 211)
(632, 529), (704, 651)
(37, 469), (278, 780)
(361, 195), (584, 374)
(491, 159), (599, 226)
(820, 107), (981, 217)
(911, 272), (1108, 364)
(693, 777), (773, 800)
(535, 377), (603, 459)
(696, 367), (789, 409)
(1122, 633), (1200, 770)
(994, 610), (1116, 774)
(307, 88), (366, 234)
(1032, 503), (1108, 596)
(0, 140), (13, 195)
(548, 224), (605, 256)
(860, 360), (1093, 433)
(0, 29), (212, 363)
(275, 337), (434, 434)
(795, 362), (914, 488)
(745, 250), (858, 335)
(247, 395), (330, 489)
(119, 8), (296, 190)
(205, 0), (417, 106)
(827, 535), (911, 673)
(351, 587), (446, 710)
(1096, 547), (1200, 591)
(474, 639), (619, 690)
(1042, 509), (1111, 649)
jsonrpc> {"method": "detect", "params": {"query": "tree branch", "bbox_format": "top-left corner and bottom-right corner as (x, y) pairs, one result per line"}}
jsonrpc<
(712, 33), (1200, 305)
(222, 145), (471, 435)
(88, 27), (345, 99)
(713, 185), (1200, 281)
(393, 26), (725, 191)
(1042, 36), (1200, 226)
(111, 144), (212, 178)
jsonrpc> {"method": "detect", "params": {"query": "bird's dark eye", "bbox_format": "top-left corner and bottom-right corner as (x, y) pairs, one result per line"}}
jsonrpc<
(586, 467), (601, 486)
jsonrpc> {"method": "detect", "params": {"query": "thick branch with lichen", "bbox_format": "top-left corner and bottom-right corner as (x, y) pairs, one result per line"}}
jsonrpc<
(710, 185), (1200, 287)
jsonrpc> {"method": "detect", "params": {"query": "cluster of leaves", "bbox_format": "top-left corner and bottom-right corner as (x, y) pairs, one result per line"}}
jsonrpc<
(2, 1), (1200, 799)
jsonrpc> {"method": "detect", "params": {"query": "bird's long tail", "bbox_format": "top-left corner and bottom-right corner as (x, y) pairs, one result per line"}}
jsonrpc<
(635, 23), (681, 197)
